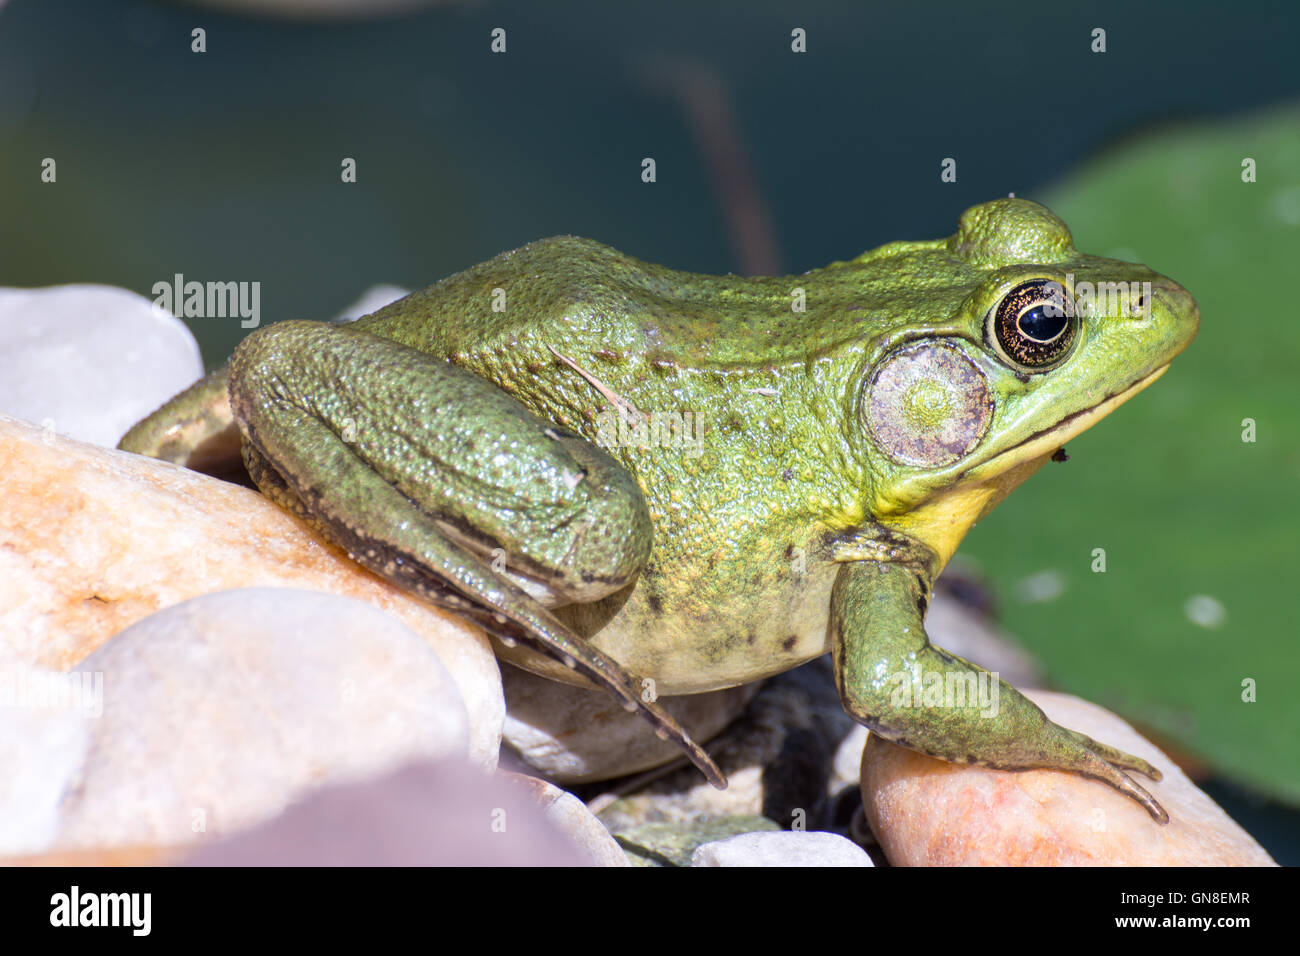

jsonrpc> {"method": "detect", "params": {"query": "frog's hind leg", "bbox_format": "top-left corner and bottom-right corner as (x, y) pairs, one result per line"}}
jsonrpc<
(228, 320), (726, 789)
(117, 365), (253, 485)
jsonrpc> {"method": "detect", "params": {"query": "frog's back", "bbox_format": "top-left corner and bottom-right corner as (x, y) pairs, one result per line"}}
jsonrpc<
(354, 237), (624, 355)
(349, 235), (921, 373)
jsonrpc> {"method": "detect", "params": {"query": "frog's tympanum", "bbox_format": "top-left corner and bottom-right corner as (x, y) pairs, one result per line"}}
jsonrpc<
(121, 199), (1198, 823)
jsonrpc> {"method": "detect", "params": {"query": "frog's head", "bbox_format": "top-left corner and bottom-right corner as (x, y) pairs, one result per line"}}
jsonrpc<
(856, 197), (1198, 567)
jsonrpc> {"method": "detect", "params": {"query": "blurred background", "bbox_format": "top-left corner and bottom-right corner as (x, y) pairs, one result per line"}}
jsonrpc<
(1, 0), (1296, 860)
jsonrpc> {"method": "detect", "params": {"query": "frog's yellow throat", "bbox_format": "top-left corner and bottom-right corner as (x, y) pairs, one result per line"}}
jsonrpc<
(885, 364), (1170, 573)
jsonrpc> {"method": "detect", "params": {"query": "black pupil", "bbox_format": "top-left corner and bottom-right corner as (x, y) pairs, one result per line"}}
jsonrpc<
(1018, 305), (1066, 342)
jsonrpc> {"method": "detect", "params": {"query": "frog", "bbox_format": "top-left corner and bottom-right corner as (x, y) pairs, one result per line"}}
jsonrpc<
(119, 197), (1198, 824)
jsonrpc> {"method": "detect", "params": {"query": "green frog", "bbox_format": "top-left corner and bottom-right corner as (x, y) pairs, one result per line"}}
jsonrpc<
(120, 198), (1197, 823)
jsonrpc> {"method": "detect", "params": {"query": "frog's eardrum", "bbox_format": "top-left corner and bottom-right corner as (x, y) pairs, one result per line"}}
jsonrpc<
(864, 342), (992, 467)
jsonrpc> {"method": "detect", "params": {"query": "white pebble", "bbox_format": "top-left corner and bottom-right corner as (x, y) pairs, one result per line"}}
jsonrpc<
(0, 284), (202, 447)
(691, 830), (874, 867)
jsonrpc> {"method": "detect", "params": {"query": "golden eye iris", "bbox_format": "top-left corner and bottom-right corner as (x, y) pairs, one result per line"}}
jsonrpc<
(988, 279), (1077, 371)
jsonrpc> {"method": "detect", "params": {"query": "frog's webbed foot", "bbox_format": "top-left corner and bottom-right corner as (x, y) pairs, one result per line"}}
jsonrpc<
(831, 559), (1169, 824)
(1063, 728), (1162, 782)
(1054, 728), (1167, 823)
(979, 720), (1168, 824)
(228, 321), (726, 790)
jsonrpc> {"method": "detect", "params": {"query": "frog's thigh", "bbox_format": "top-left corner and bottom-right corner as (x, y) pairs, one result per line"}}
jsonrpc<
(831, 560), (1168, 823)
(226, 322), (725, 788)
(229, 320), (652, 606)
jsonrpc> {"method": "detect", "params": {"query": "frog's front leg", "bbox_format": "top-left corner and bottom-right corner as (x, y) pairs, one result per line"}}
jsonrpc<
(831, 560), (1168, 823)
(227, 320), (725, 788)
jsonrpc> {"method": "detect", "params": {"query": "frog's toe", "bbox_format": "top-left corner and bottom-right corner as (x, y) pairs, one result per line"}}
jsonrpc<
(1088, 761), (1169, 825)
(1064, 728), (1163, 781)
(1057, 729), (1169, 824)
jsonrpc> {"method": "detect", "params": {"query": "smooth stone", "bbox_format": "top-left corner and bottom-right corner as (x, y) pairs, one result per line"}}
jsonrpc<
(0, 666), (92, 855)
(860, 690), (1277, 866)
(613, 816), (780, 867)
(594, 657), (855, 834)
(52, 589), (471, 850)
(829, 724), (872, 796)
(0, 284), (202, 448)
(692, 830), (874, 867)
(0, 412), (504, 768)
(500, 773), (629, 867)
(501, 660), (758, 784)
(180, 759), (590, 866)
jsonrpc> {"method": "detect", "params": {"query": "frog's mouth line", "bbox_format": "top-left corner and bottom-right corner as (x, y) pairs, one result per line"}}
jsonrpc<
(965, 363), (1171, 482)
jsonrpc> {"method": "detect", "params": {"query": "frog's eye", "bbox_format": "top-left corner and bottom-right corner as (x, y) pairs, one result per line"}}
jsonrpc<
(987, 279), (1077, 371)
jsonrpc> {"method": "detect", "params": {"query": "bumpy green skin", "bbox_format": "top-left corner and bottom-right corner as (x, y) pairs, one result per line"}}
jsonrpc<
(120, 199), (1198, 820)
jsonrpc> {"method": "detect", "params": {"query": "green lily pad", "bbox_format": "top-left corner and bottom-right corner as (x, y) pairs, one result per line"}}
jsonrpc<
(962, 103), (1300, 804)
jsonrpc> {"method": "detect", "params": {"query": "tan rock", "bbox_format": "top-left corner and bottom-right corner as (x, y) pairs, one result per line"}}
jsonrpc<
(0, 845), (182, 867)
(860, 690), (1277, 866)
(0, 412), (503, 767)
